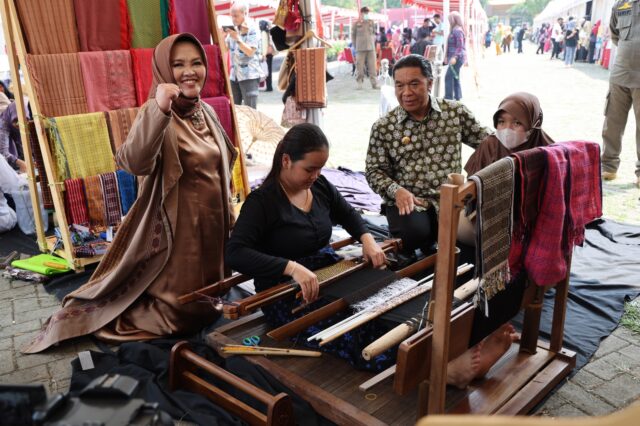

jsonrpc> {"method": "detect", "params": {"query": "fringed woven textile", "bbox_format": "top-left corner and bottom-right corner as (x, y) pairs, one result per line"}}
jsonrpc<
(469, 157), (514, 300)
(293, 48), (327, 108)
(173, 0), (211, 46)
(84, 175), (106, 228)
(47, 113), (116, 180)
(127, 0), (164, 48)
(64, 178), (89, 225)
(28, 122), (54, 209)
(79, 50), (137, 112)
(202, 97), (234, 144)
(105, 108), (139, 153)
(201, 44), (226, 98)
(100, 172), (122, 226)
(16, 0), (80, 54)
(26, 54), (88, 118)
(131, 48), (155, 105)
(115, 169), (137, 215)
(74, 0), (131, 51)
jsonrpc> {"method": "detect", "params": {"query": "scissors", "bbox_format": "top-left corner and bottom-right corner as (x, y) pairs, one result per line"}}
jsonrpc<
(242, 335), (260, 346)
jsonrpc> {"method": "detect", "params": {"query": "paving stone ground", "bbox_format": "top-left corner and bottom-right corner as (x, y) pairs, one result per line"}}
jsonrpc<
(1, 39), (639, 420)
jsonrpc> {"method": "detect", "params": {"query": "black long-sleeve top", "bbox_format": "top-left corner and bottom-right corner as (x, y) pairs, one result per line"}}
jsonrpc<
(225, 175), (369, 291)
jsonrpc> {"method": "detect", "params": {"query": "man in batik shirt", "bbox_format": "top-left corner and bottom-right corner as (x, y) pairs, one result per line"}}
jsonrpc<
(365, 54), (489, 256)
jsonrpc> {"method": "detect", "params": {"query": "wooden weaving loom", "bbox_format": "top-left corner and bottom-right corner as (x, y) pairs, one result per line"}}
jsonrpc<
(169, 179), (576, 425)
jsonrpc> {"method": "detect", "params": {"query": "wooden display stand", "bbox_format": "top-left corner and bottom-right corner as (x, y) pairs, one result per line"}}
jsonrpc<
(171, 178), (576, 424)
(0, 0), (249, 270)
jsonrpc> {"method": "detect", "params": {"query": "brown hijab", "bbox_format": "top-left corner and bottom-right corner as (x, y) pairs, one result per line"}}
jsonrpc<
(148, 33), (207, 119)
(464, 92), (555, 175)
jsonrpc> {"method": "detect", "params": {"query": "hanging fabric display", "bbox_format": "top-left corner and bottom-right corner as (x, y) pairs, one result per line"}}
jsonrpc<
(201, 45), (226, 98)
(294, 48), (327, 108)
(131, 48), (155, 105)
(172, 0), (211, 45)
(115, 169), (137, 215)
(100, 172), (122, 226)
(28, 122), (54, 209)
(84, 175), (107, 228)
(202, 97), (234, 144)
(273, 0), (289, 28)
(16, 0), (80, 54)
(79, 51), (138, 113)
(105, 108), (139, 153)
(64, 178), (90, 225)
(74, 0), (131, 51)
(284, 0), (304, 45)
(126, 0), (164, 48)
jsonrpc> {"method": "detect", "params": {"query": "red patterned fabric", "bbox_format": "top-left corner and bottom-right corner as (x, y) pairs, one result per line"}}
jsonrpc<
(100, 172), (122, 226)
(172, 0), (210, 46)
(79, 50), (137, 112)
(293, 48), (326, 108)
(202, 96), (234, 144)
(28, 122), (53, 209)
(74, 0), (130, 51)
(201, 44), (225, 98)
(131, 48), (155, 105)
(85, 175), (106, 228)
(64, 178), (89, 225)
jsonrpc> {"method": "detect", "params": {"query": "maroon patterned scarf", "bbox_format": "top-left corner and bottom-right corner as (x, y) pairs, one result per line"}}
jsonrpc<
(100, 172), (122, 226)
(64, 178), (89, 225)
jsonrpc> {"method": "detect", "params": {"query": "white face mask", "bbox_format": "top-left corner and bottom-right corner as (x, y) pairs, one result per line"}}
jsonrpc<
(496, 128), (528, 150)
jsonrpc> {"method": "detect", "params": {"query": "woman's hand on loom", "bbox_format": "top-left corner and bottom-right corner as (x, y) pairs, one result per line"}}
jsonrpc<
(155, 83), (181, 113)
(287, 261), (319, 303)
(361, 234), (386, 268)
(395, 188), (425, 215)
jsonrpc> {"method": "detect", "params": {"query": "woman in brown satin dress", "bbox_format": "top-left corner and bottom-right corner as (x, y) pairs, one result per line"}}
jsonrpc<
(24, 33), (236, 353)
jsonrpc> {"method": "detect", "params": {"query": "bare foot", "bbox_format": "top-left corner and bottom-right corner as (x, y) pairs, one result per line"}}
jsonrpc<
(475, 323), (519, 378)
(446, 345), (481, 389)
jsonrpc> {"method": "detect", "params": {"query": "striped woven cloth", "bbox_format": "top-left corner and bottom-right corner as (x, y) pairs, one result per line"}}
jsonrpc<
(131, 48), (155, 105)
(105, 108), (139, 153)
(294, 48), (327, 108)
(84, 175), (106, 228)
(26, 53), (88, 117)
(115, 169), (137, 215)
(47, 113), (116, 180)
(74, 0), (131, 51)
(201, 44), (225, 98)
(27, 122), (53, 209)
(100, 172), (122, 226)
(174, 0), (211, 46)
(16, 0), (80, 54)
(64, 178), (89, 225)
(79, 50), (137, 112)
(127, 0), (164, 48)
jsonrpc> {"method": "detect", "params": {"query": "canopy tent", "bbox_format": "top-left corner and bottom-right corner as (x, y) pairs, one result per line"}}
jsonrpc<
(533, 0), (614, 26)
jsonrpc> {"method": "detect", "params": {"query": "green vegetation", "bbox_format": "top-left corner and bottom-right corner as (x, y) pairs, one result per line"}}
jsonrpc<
(322, 0), (403, 11)
(508, 0), (552, 22)
(327, 40), (348, 61)
(621, 299), (640, 334)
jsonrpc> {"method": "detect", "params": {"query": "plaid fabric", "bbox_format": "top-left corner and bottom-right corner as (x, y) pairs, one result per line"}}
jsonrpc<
(201, 44), (225, 98)
(27, 122), (53, 209)
(84, 175), (107, 228)
(105, 108), (139, 153)
(74, 0), (130, 51)
(79, 50), (137, 112)
(100, 172), (122, 226)
(16, 0), (80, 54)
(26, 54), (88, 117)
(131, 48), (155, 105)
(127, 0), (164, 48)
(202, 97), (234, 144)
(47, 113), (116, 179)
(64, 178), (89, 225)
(174, 0), (211, 46)
(115, 169), (137, 215)
(469, 157), (514, 299)
(294, 48), (327, 108)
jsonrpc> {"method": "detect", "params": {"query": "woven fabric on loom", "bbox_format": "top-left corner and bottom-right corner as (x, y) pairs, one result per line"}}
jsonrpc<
(74, 0), (131, 51)
(115, 169), (137, 215)
(105, 108), (139, 153)
(79, 51), (137, 113)
(131, 48), (155, 105)
(16, 0), (80, 54)
(469, 157), (514, 300)
(27, 122), (53, 209)
(201, 45), (226, 98)
(100, 172), (122, 226)
(202, 97), (234, 143)
(173, 0), (211, 46)
(84, 175), (106, 228)
(64, 178), (89, 225)
(26, 54), (88, 118)
(314, 259), (357, 283)
(48, 113), (116, 180)
(323, 267), (398, 304)
(127, 0), (164, 48)
(293, 48), (327, 108)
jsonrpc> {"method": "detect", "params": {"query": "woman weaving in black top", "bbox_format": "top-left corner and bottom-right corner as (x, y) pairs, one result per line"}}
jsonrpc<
(225, 123), (390, 370)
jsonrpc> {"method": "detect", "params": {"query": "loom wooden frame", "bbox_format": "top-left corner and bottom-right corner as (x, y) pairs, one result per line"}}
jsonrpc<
(0, 0), (250, 270)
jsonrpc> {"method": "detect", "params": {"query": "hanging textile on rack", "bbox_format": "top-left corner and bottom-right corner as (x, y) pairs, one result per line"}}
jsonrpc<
(84, 175), (107, 228)
(100, 172), (122, 226)
(202, 97), (234, 144)
(115, 169), (137, 215)
(47, 113), (116, 180)
(126, 0), (165, 48)
(131, 48), (155, 105)
(105, 108), (139, 153)
(16, 0), (80, 54)
(173, 0), (211, 46)
(26, 53), (88, 118)
(64, 178), (90, 226)
(201, 45), (226, 98)
(73, 0), (131, 51)
(293, 48), (327, 108)
(79, 50), (137, 113)
(28, 122), (54, 209)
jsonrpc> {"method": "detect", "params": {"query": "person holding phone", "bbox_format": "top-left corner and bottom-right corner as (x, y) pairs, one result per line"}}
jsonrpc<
(225, 2), (262, 108)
